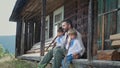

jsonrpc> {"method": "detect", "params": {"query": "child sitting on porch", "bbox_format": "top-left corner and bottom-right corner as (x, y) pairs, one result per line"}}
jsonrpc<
(53, 27), (65, 49)
(62, 29), (83, 68)
(39, 27), (65, 68)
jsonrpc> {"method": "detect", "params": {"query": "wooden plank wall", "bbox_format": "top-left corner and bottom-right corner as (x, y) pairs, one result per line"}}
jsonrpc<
(64, 0), (89, 58)
(77, 0), (89, 58)
(64, 0), (98, 57)
(64, 0), (77, 25)
(77, 0), (89, 49)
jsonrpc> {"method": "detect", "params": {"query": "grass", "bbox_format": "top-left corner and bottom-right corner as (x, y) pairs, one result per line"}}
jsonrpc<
(0, 45), (38, 68)
(0, 56), (38, 68)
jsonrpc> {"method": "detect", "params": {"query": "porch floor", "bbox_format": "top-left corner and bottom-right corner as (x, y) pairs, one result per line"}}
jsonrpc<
(18, 53), (120, 68)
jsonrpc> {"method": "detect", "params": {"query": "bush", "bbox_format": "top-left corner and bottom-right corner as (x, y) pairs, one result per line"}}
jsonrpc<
(0, 44), (4, 58)
(0, 44), (13, 58)
(0, 44), (38, 68)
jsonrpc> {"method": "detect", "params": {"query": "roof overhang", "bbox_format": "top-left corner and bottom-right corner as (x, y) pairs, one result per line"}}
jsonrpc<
(9, 0), (65, 22)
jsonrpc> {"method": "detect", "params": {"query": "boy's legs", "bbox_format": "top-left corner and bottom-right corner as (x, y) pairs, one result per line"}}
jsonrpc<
(39, 49), (53, 68)
(62, 54), (73, 68)
(52, 48), (65, 68)
(62, 59), (71, 68)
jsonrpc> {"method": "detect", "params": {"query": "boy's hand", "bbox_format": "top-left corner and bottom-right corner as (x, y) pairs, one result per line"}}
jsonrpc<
(73, 53), (80, 59)
(68, 37), (71, 43)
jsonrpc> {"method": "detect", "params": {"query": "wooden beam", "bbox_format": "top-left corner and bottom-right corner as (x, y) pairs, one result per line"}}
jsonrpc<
(27, 22), (30, 50)
(112, 40), (120, 47)
(16, 21), (22, 57)
(87, 0), (93, 63)
(30, 22), (35, 48)
(98, 8), (120, 16)
(40, 0), (46, 56)
(110, 34), (120, 40)
(101, 15), (105, 50)
(34, 21), (41, 43)
(33, 22), (36, 44)
(20, 20), (25, 55)
(24, 22), (29, 52)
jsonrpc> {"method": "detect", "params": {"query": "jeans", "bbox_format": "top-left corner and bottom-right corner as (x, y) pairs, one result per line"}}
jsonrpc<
(39, 47), (65, 68)
(62, 54), (73, 68)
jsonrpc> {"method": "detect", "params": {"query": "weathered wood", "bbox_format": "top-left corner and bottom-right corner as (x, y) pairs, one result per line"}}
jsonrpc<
(102, 15), (105, 50)
(24, 22), (29, 52)
(77, 0), (89, 57)
(16, 21), (22, 57)
(87, 0), (93, 62)
(20, 20), (25, 55)
(18, 53), (40, 61)
(110, 34), (120, 40)
(97, 50), (120, 61)
(40, 0), (46, 56)
(112, 40), (120, 47)
(72, 59), (120, 68)
(21, 0), (65, 20)
(26, 22), (35, 51)
(92, 0), (98, 56)
(34, 21), (41, 43)
(98, 8), (120, 16)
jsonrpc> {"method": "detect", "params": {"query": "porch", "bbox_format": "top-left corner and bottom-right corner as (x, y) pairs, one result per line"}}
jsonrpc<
(9, 0), (120, 68)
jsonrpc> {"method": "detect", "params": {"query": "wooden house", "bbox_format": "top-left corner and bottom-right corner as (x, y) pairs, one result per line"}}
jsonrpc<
(9, 0), (120, 68)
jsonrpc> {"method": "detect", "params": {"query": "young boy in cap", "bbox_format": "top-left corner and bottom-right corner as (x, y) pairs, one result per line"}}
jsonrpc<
(62, 29), (83, 68)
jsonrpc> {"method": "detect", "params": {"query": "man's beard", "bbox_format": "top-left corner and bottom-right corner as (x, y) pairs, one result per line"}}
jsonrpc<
(64, 29), (68, 32)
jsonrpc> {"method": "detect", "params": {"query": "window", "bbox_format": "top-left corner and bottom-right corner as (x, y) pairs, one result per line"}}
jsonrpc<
(53, 6), (64, 36)
(97, 0), (118, 49)
(55, 12), (62, 23)
(117, 0), (120, 33)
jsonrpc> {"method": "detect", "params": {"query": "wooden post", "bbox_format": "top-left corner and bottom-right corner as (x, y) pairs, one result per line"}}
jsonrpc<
(30, 22), (34, 48)
(102, 15), (105, 50)
(87, 0), (93, 65)
(40, 0), (46, 56)
(20, 19), (25, 55)
(15, 21), (22, 57)
(24, 22), (29, 52)
(33, 22), (36, 45)
(27, 22), (30, 50)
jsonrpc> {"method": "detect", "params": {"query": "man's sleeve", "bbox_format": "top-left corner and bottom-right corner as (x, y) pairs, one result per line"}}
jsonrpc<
(76, 31), (85, 56)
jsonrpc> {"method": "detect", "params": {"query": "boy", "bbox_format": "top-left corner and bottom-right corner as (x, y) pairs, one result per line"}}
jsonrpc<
(39, 27), (65, 68)
(62, 29), (83, 68)
(53, 27), (65, 49)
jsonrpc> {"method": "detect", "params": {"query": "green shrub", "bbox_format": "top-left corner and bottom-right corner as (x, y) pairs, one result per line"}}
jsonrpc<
(0, 44), (37, 68)
(0, 44), (4, 58)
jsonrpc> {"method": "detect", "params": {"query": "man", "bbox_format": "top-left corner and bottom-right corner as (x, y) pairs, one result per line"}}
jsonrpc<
(39, 19), (85, 68)
(62, 19), (85, 57)
(55, 19), (85, 67)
